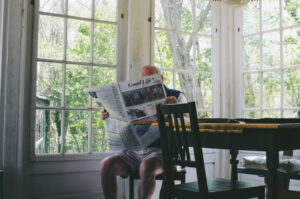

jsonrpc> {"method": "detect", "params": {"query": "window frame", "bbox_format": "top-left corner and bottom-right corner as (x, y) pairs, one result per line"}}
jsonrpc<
(30, 0), (125, 161)
(235, 0), (300, 118)
(150, 0), (221, 118)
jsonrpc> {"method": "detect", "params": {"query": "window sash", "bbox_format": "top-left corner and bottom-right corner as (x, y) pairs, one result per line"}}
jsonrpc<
(30, 0), (119, 160)
(239, 0), (300, 118)
(151, 0), (217, 116)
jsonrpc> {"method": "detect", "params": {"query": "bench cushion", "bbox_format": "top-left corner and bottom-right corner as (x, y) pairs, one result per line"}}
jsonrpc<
(241, 156), (300, 173)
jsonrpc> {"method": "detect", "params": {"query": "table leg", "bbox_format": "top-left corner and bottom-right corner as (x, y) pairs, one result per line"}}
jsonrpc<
(266, 149), (279, 199)
(230, 149), (239, 183)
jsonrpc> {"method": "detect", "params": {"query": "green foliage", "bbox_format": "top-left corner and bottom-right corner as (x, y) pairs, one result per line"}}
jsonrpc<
(243, 0), (300, 119)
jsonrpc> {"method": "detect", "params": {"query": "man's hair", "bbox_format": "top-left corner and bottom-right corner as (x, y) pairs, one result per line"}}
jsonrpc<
(140, 65), (162, 75)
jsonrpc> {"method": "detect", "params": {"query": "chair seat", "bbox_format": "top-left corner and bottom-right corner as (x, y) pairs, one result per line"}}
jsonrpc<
(173, 178), (265, 198)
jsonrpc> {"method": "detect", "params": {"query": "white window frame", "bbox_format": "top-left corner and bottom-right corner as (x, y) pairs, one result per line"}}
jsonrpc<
(0, 0), (4, 169)
(150, 0), (221, 117)
(234, 0), (300, 118)
(30, 0), (127, 161)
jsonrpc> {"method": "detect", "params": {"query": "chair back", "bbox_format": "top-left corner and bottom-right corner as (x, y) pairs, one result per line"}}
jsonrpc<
(156, 102), (208, 196)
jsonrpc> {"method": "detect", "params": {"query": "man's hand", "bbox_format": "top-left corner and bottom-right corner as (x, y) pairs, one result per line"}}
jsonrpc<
(163, 96), (178, 104)
(100, 109), (109, 120)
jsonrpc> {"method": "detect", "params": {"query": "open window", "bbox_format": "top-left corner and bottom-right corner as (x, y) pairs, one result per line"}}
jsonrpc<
(152, 0), (218, 117)
(241, 0), (300, 118)
(31, 0), (120, 160)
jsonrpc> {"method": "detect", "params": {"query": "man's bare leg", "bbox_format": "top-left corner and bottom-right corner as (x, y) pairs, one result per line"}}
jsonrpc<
(138, 157), (164, 199)
(100, 155), (131, 199)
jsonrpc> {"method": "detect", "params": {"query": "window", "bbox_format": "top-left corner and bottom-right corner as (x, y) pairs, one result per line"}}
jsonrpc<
(33, 0), (118, 158)
(152, 0), (214, 117)
(242, 0), (300, 118)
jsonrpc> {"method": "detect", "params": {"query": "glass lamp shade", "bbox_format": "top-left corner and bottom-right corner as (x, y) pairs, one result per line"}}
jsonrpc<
(223, 0), (250, 7)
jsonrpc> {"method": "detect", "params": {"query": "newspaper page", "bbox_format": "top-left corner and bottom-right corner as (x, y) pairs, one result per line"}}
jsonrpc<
(118, 74), (166, 121)
(104, 118), (139, 151)
(87, 74), (166, 150)
(87, 84), (126, 120)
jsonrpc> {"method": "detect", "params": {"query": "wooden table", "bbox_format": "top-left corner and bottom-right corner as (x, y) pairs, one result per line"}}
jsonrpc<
(197, 118), (300, 199)
(133, 118), (300, 199)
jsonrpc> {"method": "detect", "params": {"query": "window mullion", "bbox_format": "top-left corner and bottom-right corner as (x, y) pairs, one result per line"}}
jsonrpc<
(259, 0), (263, 118)
(279, 0), (284, 118)
(60, 0), (68, 155)
(172, 0), (177, 89)
(88, 0), (96, 154)
(192, 0), (196, 102)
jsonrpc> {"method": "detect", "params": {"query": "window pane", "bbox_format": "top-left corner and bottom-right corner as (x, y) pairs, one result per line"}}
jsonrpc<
(68, 0), (91, 18)
(94, 23), (116, 65)
(162, 71), (173, 89)
(244, 111), (260, 119)
(175, 33), (193, 70)
(92, 67), (115, 87)
(283, 28), (300, 66)
(244, 35), (260, 71)
(263, 71), (281, 108)
(262, 0), (279, 31)
(244, 73), (260, 108)
(177, 0), (193, 32)
(284, 68), (300, 108)
(38, 15), (64, 60)
(35, 110), (61, 154)
(64, 110), (89, 153)
(36, 62), (62, 107)
(154, 31), (173, 69)
(263, 111), (280, 118)
(67, 19), (91, 62)
(176, 72), (193, 102)
(196, 73), (212, 109)
(40, 0), (66, 14)
(282, 0), (300, 27)
(196, 36), (211, 72)
(95, 0), (117, 22)
(65, 65), (90, 108)
(243, 0), (259, 35)
(155, 0), (174, 29)
(262, 32), (280, 69)
(284, 110), (300, 118)
(92, 111), (108, 152)
(196, 0), (211, 34)
(92, 67), (116, 108)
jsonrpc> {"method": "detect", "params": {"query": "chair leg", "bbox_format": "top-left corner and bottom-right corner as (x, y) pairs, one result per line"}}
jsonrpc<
(258, 188), (265, 199)
(129, 176), (134, 199)
(159, 179), (166, 199)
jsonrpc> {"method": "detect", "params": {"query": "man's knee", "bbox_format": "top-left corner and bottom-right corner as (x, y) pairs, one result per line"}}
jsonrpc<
(139, 158), (163, 181)
(100, 156), (130, 177)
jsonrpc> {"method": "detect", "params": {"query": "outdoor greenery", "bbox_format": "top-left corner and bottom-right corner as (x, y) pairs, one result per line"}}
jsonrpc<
(36, 0), (116, 154)
(243, 0), (300, 118)
(154, 0), (212, 116)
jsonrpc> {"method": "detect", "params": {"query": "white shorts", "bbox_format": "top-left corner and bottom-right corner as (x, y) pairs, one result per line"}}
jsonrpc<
(117, 146), (162, 170)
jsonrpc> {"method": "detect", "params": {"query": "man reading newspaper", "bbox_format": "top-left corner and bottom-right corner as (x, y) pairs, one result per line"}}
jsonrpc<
(99, 65), (187, 199)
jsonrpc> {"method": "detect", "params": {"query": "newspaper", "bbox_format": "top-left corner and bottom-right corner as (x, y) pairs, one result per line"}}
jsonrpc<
(87, 74), (166, 151)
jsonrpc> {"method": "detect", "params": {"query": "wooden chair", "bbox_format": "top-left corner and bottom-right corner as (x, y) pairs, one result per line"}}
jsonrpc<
(128, 167), (186, 199)
(0, 170), (3, 199)
(156, 102), (265, 199)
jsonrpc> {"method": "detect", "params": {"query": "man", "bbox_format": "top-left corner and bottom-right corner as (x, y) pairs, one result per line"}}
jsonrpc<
(99, 65), (187, 199)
